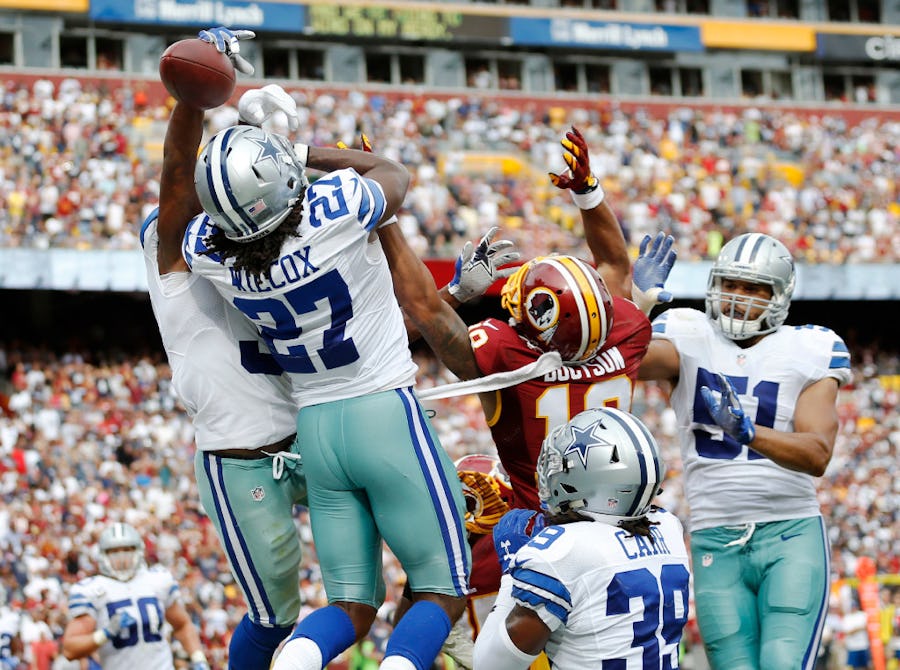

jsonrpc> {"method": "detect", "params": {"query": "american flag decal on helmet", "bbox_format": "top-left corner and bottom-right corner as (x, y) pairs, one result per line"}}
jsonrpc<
(247, 199), (268, 217)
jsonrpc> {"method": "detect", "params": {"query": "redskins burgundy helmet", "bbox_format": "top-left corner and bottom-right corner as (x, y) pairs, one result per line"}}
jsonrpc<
(501, 255), (614, 364)
(455, 454), (513, 535)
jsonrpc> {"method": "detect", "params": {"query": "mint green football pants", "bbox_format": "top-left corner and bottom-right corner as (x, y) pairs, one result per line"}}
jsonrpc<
(691, 516), (830, 670)
(296, 387), (470, 606)
(194, 438), (307, 627)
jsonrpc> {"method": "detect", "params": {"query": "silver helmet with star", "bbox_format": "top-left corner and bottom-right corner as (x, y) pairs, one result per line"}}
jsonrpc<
(537, 407), (666, 523)
(194, 125), (308, 242)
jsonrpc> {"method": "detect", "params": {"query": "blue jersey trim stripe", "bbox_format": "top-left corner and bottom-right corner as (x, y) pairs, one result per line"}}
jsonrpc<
(356, 178), (372, 223)
(513, 567), (572, 605)
(396, 387), (470, 596)
(830, 341), (850, 370)
(202, 453), (276, 626)
(829, 356), (851, 370)
(651, 311), (670, 334)
(140, 207), (159, 248)
(512, 584), (571, 624)
(360, 177), (387, 232)
(182, 224), (194, 269)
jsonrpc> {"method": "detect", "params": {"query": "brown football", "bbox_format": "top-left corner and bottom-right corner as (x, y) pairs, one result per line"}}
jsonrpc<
(159, 39), (236, 110)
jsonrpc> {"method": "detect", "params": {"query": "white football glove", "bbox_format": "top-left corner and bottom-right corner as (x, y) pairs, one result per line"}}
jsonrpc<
(238, 84), (299, 132)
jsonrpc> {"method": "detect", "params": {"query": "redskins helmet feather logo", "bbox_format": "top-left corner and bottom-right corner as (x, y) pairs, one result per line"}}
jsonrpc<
(525, 287), (560, 337)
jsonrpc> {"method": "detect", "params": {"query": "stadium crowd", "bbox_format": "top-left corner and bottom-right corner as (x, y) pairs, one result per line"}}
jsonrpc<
(0, 77), (898, 263)
(0, 338), (897, 668)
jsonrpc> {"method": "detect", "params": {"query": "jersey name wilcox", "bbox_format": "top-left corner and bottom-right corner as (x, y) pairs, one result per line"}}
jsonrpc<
(228, 245), (319, 293)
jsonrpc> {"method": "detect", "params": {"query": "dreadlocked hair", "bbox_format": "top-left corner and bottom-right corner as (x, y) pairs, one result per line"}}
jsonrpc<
(617, 510), (661, 542)
(544, 509), (590, 526)
(202, 199), (305, 280)
(546, 506), (660, 542)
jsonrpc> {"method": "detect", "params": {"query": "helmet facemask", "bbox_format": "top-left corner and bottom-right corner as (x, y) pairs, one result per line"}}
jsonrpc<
(705, 233), (795, 341)
(97, 523), (145, 582)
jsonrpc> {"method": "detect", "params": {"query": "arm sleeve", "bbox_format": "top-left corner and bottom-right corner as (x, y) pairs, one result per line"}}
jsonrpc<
(473, 599), (540, 670)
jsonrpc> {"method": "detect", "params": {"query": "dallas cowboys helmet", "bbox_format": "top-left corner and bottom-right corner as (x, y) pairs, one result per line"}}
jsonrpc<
(195, 125), (308, 242)
(98, 522), (145, 581)
(705, 233), (795, 340)
(537, 407), (665, 523)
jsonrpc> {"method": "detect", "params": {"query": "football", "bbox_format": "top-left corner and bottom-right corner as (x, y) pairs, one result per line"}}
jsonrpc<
(159, 39), (236, 110)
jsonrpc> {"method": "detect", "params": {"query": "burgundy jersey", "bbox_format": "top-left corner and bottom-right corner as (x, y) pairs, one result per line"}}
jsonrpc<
(469, 296), (651, 510)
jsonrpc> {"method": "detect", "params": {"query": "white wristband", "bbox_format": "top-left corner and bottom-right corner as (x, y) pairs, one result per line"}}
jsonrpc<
(570, 182), (605, 210)
(92, 629), (108, 647)
(377, 214), (398, 230)
(292, 142), (309, 167)
(190, 650), (208, 664)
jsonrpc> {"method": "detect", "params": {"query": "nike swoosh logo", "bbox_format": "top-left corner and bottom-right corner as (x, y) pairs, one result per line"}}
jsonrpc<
(780, 533), (803, 541)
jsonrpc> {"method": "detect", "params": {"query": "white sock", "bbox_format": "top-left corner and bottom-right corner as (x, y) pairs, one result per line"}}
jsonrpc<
(379, 655), (417, 670)
(271, 637), (323, 670)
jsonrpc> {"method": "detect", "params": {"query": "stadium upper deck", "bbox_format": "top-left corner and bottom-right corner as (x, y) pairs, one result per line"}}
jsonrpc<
(0, 0), (897, 296)
(0, 0), (898, 103)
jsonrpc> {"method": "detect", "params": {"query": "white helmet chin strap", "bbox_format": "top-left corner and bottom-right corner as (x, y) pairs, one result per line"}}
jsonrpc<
(718, 313), (765, 340)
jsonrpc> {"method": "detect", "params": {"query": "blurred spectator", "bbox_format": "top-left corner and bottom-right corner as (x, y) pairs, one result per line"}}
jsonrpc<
(0, 79), (897, 264)
(0, 334), (897, 668)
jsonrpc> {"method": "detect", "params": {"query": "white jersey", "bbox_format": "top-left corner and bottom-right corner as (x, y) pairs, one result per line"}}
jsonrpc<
(67, 567), (180, 670)
(184, 168), (417, 409)
(0, 606), (20, 662)
(142, 214), (297, 451)
(498, 510), (689, 669)
(651, 308), (852, 530)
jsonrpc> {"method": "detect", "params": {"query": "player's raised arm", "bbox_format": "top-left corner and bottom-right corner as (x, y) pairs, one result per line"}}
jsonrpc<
(549, 126), (631, 298)
(157, 26), (260, 274)
(156, 100), (204, 274)
(377, 222), (482, 381)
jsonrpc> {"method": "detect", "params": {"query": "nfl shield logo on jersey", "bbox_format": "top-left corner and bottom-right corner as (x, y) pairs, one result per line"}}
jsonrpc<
(250, 486), (265, 502)
(736, 353), (747, 367)
(702, 553), (713, 567)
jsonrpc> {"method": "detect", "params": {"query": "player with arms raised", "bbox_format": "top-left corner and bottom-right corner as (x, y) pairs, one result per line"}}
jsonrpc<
(435, 129), (676, 667)
(61, 523), (209, 670)
(638, 233), (852, 668)
(469, 127), (675, 511)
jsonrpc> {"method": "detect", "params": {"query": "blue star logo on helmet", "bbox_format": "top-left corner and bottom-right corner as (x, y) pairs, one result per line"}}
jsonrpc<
(563, 422), (611, 469)
(248, 133), (284, 171)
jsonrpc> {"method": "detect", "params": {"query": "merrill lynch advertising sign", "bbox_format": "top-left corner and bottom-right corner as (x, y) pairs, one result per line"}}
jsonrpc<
(90, 0), (305, 30)
(816, 33), (900, 62)
(510, 17), (702, 52)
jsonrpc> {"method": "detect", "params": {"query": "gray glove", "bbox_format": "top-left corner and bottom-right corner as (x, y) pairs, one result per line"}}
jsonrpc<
(448, 227), (521, 303)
